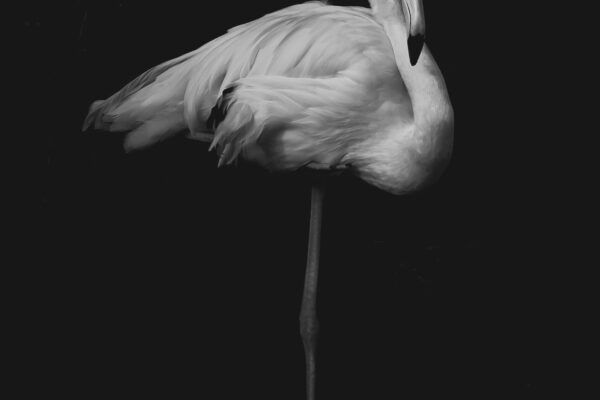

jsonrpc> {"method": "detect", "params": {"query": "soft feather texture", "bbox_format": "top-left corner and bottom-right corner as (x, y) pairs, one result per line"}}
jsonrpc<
(83, 1), (453, 194)
(84, 2), (405, 153)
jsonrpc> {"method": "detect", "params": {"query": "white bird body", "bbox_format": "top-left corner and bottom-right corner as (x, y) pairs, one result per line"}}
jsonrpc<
(84, 0), (453, 195)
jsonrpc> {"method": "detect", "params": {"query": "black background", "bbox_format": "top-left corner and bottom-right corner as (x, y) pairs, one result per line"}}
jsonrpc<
(22, 0), (581, 398)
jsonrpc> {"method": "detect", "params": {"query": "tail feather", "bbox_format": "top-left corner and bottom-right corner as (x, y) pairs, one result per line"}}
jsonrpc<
(123, 107), (187, 152)
(82, 100), (106, 131)
(82, 50), (200, 150)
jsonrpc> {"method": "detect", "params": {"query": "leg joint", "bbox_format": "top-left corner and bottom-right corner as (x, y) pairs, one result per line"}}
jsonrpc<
(299, 314), (320, 341)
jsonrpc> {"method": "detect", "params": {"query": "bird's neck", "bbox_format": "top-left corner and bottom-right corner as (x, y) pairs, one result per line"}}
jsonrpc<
(380, 18), (453, 131)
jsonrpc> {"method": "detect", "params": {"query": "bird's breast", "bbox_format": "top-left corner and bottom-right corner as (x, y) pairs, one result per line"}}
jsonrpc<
(349, 117), (454, 195)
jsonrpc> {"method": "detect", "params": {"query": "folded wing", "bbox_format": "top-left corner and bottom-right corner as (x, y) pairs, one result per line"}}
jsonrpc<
(82, 2), (398, 156)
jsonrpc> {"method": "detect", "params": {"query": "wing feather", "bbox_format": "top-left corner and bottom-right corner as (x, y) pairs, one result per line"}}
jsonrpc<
(83, 1), (402, 157)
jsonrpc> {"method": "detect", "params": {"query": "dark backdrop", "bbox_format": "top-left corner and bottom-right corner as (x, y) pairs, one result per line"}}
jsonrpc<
(23, 0), (576, 398)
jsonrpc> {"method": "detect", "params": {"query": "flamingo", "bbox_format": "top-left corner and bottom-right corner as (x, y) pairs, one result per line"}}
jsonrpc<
(83, 1), (454, 398)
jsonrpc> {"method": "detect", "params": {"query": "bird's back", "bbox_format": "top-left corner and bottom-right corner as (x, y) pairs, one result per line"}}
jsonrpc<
(83, 2), (408, 161)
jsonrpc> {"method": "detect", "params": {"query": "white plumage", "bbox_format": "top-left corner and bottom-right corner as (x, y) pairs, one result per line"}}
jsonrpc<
(83, 3), (454, 398)
(84, 0), (453, 195)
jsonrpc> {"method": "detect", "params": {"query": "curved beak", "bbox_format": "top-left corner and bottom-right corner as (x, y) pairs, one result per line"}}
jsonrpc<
(403, 0), (426, 65)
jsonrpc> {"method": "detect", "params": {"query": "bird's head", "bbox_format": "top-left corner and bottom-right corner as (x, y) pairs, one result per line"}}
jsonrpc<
(369, 0), (426, 65)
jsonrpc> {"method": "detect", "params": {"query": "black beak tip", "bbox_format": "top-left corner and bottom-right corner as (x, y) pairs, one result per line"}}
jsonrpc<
(408, 34), (425, 66)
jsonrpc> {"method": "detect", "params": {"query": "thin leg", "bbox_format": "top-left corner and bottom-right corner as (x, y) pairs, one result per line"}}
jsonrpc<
(300, 181), (325, 400)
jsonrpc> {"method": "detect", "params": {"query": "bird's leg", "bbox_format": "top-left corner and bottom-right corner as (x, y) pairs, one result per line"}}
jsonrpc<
(300, 181), (325, 400)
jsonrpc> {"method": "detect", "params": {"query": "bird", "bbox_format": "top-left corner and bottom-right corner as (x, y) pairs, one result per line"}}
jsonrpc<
(83, 1), (454, 399)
